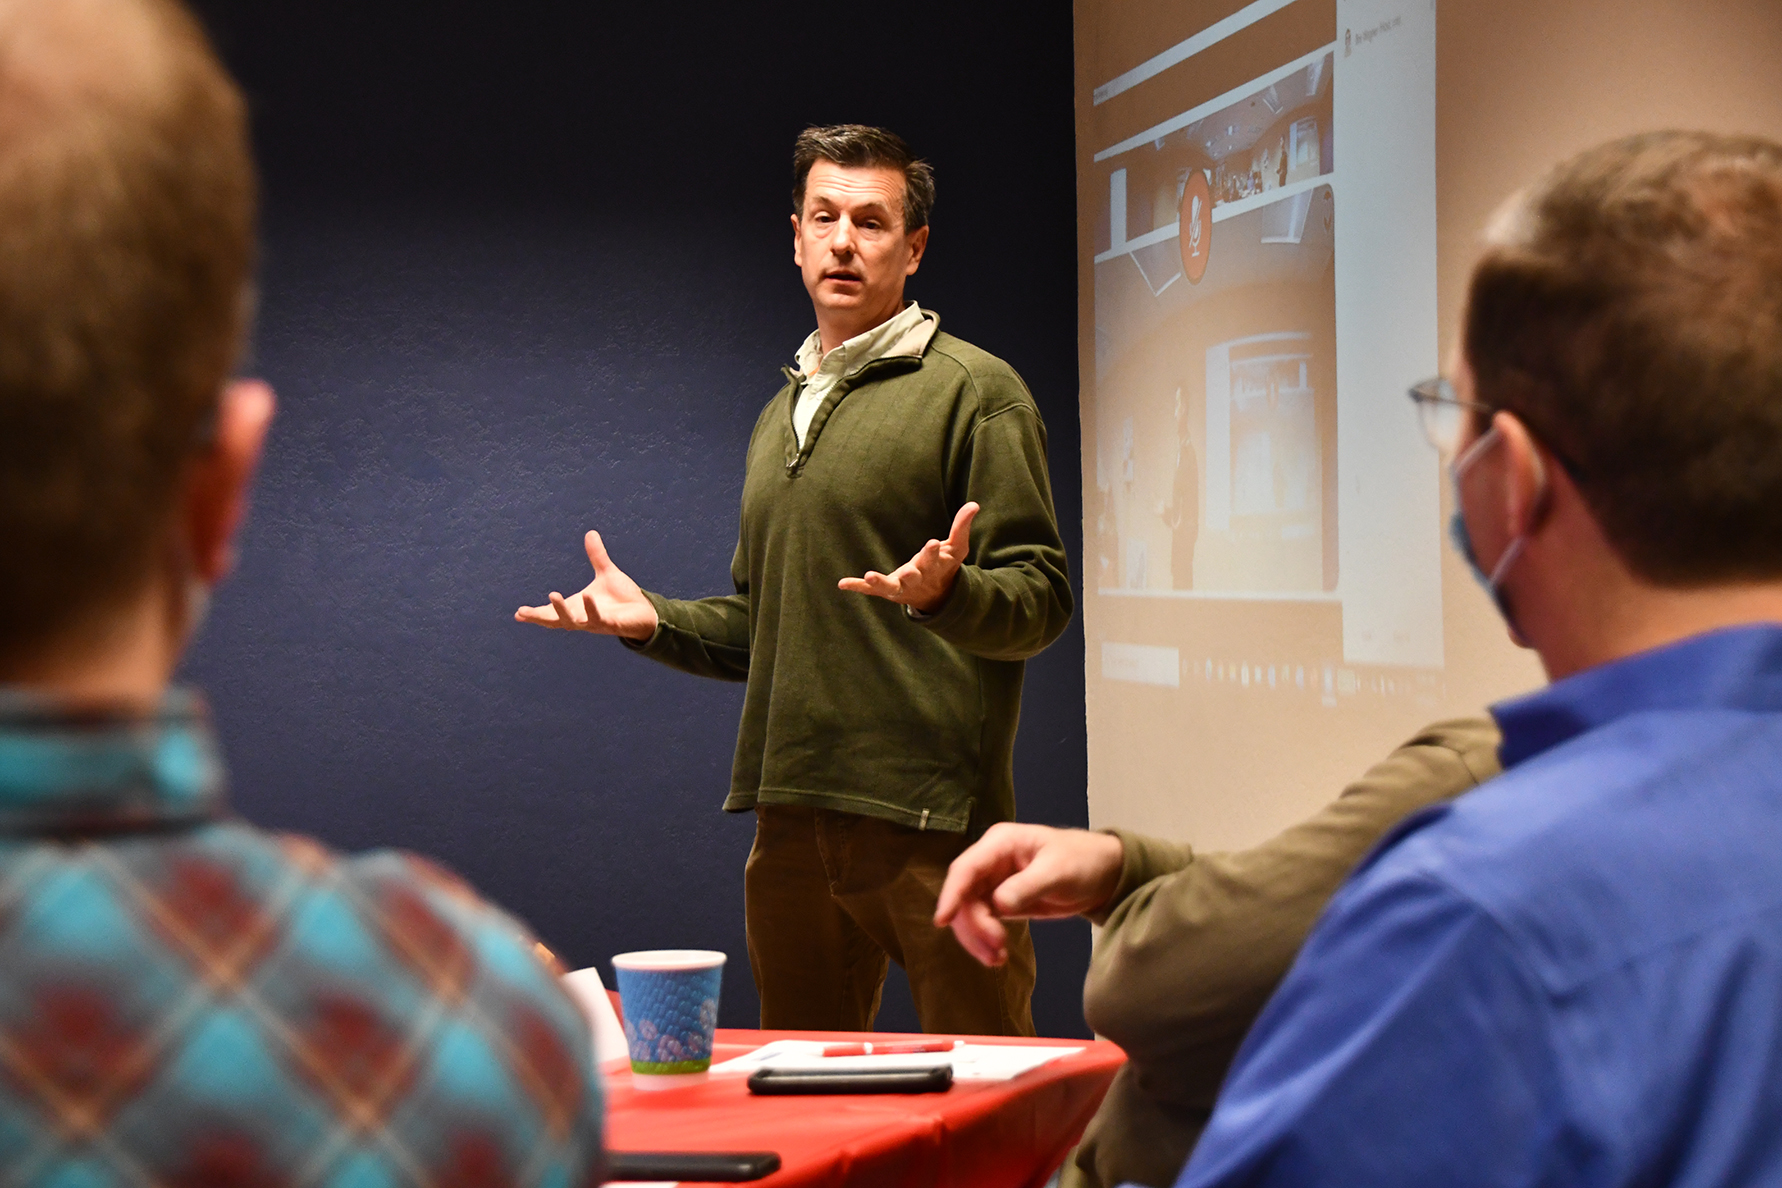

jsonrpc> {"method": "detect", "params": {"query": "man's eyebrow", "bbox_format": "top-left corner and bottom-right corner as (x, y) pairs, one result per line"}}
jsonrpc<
(806, 190), (895, 216)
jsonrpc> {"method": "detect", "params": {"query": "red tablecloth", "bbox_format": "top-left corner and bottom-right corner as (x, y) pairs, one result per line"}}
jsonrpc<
(604, 1028), (1125, 1187)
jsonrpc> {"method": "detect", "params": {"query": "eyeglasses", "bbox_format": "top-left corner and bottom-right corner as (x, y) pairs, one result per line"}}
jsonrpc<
(1407, 376), (1494, 456)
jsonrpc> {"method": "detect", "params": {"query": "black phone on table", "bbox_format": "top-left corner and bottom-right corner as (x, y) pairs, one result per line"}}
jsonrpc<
(605, 1150), (781, 1181)
(747, 1065), (954, 1095)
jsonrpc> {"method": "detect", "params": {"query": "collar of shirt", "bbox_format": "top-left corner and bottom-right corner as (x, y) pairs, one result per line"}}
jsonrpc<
(1491, 622), (1782, 771)
(0, 686), (226, 834)
(793, 301), (932, 381)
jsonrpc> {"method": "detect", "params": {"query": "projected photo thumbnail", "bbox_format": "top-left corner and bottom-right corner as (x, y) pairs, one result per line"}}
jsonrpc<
(1213, 326), (1330, 591)
(1092, 52), (1336, 597)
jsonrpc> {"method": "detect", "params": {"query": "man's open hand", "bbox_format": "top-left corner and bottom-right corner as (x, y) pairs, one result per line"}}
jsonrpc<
(933, 823), (1126, 967)
(838, 502), (979, 615)
(514, 531), (659, 641)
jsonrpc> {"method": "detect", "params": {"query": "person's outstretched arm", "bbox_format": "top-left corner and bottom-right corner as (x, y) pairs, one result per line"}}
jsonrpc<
(515, 529), (751, 681)
(516, 530), (660, 640)
(936, 719), (1499, 996)
(1084, 719), (1501, 1065)
(839, 393), (1072, 662)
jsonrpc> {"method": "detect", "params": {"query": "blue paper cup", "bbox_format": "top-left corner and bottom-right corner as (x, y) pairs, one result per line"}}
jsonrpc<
(611, 949), (725, 1088)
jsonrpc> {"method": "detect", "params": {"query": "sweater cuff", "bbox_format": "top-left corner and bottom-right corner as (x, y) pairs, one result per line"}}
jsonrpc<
(619, 590), (675, 655)
(904, 564), (979, 633)
(1086, 827), (1196, 925)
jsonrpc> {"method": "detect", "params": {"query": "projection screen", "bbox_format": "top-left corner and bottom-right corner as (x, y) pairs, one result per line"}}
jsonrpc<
(1075, 0), (1542, 849)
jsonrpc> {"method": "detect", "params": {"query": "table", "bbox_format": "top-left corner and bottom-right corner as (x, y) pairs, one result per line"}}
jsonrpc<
(604, 1028), (1126, 1188)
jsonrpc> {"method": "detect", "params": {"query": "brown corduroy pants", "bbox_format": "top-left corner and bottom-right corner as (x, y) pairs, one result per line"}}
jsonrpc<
(744, 805), (1037, 1036)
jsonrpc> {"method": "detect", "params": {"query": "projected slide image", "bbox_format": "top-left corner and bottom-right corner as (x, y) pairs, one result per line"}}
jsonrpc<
(1083, 0), (1440, 677)
(1093, 170), (1337, 597)
(1092, 41), (1338, 598)
(1080, 0), (1444, 845)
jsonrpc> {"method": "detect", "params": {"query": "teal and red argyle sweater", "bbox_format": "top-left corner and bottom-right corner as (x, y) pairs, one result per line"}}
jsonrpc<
(0, 688), (603, 1185)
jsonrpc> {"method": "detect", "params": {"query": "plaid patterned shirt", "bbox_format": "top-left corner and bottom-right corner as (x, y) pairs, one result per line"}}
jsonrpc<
(0, 688), (603, 1186)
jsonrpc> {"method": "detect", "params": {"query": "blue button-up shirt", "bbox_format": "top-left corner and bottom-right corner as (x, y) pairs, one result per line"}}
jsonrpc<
(0, 689), (604, 1186)
(1174, 624), (1782, 1188)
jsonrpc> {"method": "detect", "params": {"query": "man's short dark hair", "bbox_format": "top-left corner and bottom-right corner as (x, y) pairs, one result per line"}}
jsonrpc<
(792, 124), (936, 232)
(1464, 130), (1782, 585)
(0, 0), (256, 666)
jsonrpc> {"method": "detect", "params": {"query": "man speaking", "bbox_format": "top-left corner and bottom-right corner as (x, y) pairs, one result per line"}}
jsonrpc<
(517, 125), (1072, 1036)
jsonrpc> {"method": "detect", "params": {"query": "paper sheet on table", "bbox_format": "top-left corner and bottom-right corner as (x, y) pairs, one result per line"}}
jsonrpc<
(560, 966), (630, 1066)
(708, 1039), (1084, 1082)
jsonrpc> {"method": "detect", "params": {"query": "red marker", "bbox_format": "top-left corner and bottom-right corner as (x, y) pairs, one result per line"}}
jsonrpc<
(820, 1040), (954, 1057)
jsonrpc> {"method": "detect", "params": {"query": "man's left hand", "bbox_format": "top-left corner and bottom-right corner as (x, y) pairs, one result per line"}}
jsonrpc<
(838, 502), (978, 615)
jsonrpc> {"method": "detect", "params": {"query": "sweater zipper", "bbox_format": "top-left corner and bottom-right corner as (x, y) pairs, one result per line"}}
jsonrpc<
(783, 355), (920, 478)
(780, 367), (808, 476)
(787, 379), (852, 477)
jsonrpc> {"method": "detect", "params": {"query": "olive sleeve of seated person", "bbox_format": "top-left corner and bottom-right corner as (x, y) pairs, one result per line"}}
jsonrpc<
(1063, 717), (1502, 1188)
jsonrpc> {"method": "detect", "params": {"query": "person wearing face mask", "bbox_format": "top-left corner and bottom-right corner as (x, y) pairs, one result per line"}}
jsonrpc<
(1431, 379), (1565, 648)
(517, 125), (1071, 1035)
(1168, 130), (1782, 1188)
(0, 2), (604, 1180)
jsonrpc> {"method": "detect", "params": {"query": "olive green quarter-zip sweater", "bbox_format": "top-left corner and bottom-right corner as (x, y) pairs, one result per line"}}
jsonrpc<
(626, 310), (1073, 833)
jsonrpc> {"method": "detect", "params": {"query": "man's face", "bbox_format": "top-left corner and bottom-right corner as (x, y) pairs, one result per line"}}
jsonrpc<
(792, 160), (929, 333)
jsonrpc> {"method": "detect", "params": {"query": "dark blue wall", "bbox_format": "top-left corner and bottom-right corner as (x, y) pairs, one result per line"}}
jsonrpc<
(184, 1), (1089, 1036)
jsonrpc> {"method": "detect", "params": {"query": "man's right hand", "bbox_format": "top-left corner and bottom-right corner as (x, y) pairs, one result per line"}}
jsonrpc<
(934, 823), (1126, 967)
(514, 530), (659, 641)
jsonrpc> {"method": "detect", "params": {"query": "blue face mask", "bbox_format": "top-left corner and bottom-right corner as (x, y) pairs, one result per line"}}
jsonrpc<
(1448, 507), (1491, 592)
(1448, 428), (1538, 644)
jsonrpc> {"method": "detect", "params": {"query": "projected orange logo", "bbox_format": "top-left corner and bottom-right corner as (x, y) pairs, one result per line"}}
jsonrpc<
(1179, 168), (1212, 284)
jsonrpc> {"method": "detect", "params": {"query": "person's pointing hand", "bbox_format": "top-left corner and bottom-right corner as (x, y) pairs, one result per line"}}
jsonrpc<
(839, 501), (979, 615)
(934, 823), (1125, 967)
(515, 530), (659, 640)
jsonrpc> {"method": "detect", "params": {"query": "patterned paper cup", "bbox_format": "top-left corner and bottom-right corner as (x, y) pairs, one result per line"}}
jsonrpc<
(611, 949), (725, 1089)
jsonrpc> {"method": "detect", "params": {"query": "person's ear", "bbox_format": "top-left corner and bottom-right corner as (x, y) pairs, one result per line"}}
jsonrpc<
(905, 224), (929, 275)
(183, 379), (275, 586)
(1491, 411), (1551, 540)
(791, 213), (804, 268)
